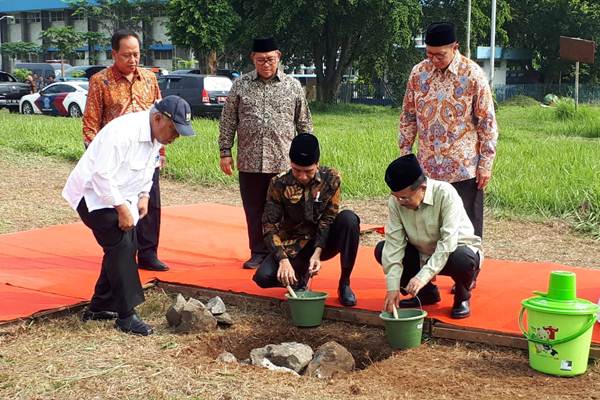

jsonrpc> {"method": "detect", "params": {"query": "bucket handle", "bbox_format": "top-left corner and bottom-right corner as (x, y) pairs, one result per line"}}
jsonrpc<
(519, 307), (597, 346)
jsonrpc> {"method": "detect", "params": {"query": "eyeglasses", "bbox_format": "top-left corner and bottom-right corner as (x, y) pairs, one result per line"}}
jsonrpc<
(255, 57), (278, 65)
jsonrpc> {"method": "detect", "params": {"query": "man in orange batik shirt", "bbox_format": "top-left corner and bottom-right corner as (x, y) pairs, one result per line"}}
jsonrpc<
(82, 29), (168, 274)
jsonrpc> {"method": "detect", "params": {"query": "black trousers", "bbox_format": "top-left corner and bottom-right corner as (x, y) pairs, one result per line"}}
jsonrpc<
(253, 210), (360, 289)
(137, 167), (161, 261)
(239, 171), (277, 255)
(77, 198), (145, 317)
(374, 241), (479, 303)
(451, 178), (484, 238)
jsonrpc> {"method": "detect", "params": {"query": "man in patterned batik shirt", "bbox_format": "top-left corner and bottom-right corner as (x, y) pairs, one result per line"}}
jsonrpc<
(219, 37), (313, 270)
(398, 22), (498, 239)
(83, 29), (167, 273)
(253, 134), (359, 307)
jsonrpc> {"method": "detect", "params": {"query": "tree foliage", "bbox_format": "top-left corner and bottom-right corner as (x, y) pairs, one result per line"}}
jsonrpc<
(505, 0), (600, 84)
(40, 26), (87, 77)
(233, 0), (421, 103)
(0, 42), (41, 62)
(165, 0), (240, 74)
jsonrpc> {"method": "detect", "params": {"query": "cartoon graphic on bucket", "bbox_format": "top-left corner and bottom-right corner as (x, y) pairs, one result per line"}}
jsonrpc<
(520, 271), (599, 377)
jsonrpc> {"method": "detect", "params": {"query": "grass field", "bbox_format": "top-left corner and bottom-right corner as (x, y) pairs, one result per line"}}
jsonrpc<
(0, 102), (598, 236)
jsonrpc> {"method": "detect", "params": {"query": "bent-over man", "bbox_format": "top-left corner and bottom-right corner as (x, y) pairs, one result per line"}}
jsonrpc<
(63, 96), (196, 335)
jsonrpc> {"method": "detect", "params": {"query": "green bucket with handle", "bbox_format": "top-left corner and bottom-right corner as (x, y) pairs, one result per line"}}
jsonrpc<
(285, 291), (328, 327)
(379, 309), (427, 349)
(519, 271), (599, 376)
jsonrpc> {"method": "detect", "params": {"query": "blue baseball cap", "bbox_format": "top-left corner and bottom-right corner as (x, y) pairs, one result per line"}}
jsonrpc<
(155, 95), (196, 137)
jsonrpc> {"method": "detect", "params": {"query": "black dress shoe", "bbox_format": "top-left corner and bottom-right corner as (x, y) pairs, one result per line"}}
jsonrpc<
(451, 300), (471, 319)
(399, 290), (441, 308)
(243, 253), (266, 269)
(338, 284), (357, 307)
(82, 309), (118, 322)
(115, 314), (153, 336)
(138, 256), (169, 271)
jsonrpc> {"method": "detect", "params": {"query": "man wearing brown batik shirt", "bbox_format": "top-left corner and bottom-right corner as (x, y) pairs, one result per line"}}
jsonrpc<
(219, 37), (313, 270)
(82, 29), (167, 273)
(252, 134), (359, 307)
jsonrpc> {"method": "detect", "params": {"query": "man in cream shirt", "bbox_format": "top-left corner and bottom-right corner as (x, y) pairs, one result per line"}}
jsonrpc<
(374, 154), (482, 319)
(63, 96), (195, 335)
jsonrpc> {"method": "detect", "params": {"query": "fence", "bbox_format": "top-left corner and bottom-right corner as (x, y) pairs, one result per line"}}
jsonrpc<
(494, 83), (600, 104)
(336, 82), (395, 106)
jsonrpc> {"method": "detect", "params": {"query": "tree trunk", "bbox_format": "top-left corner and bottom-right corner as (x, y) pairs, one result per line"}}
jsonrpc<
(206, 50), (217, 75)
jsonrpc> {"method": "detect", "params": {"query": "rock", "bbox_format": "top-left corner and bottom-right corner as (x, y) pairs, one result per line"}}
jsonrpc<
(250, 342), (313, 373)
(206, 296), (227, 315)
(215, 312), (234, 326)
(216, 352), (238, 363)
(304, 341), (355, 379)
(258, 358), (299, 375)
(187, 297), (206, 309)
(165, 293), (187, 327)
(175, 301), (217, 333)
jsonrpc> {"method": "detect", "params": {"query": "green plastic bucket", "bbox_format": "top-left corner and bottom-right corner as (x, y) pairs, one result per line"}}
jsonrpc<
(520, 271), (599, 376)
(379, 309), (427, 349)
(285, 291), (328, 327)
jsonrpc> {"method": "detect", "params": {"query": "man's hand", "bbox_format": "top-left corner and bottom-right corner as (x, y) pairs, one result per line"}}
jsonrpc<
(159, 155), (167, 169)
(308, 247), (322, 276)
(220, 157), (235, 176)
(405, 276), (425, 297)
(476, 169), (491, 190)
(138, 197), (149, 219)
(384, 290), (401, 313)
(115, 204), (134, 231)
(277, 258), (297, 287)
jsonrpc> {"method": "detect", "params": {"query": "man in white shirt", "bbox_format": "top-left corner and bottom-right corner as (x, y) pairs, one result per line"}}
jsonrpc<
(63, 96), (196, 335)
(374, 154), (482, 319)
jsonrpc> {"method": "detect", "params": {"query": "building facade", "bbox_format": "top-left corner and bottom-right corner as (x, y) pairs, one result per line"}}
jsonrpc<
(0, 0), (183, 73)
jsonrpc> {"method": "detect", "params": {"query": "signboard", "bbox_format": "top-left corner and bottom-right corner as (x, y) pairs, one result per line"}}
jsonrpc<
(560, 36), (595, 64)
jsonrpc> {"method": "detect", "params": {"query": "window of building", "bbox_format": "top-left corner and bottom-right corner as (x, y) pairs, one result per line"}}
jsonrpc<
(50, 11), (64, 22)
(105, 50), (113, 60)
(28, 12), (41, 23)
(13, 16), (21, 24)
(153, 50), (172, 60)
(70, 12), (85, 21)
(75, 51), (86, 60)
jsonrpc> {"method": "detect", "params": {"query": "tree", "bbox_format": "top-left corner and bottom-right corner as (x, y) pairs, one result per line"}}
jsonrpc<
(0, 42), (41, 70)
(421, 0), (512, 56)
(40, 27), (86, 77)
(505, 0), (600, 84)
(234, 0), (422, 103)
(165, 0), (240, 74)
(69, 0), (164, 65)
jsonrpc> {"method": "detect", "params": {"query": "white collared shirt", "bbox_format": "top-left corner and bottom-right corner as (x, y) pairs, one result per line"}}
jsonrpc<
(62, 110), (161, 224)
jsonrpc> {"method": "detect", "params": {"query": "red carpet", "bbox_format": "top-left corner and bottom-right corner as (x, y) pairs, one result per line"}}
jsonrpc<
(0, 203), (598, 344)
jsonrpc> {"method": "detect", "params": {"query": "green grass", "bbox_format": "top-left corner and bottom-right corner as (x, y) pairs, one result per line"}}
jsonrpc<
(0, 103), (599, 236)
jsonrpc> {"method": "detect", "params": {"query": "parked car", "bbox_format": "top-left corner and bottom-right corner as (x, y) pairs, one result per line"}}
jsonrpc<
(20, 81), (88, 118)
(157, 74), (232, 118)
(15, 63), (66, 80)
(171, 69), (240, 80)
(0, 71), (31, 113)
(60, 65), (106, 81)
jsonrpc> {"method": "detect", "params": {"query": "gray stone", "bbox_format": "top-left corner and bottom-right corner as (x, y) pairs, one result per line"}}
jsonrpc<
(304, 341), (355, 379)
(251, 342), (313, 373)
(165, 293), (187, 327)
(206, 296), (227, 315)
(258, 358), (299, 375)
(187, 297), (206, 309)
(175, 301), (217, 333)
(215, 312), (234, 326)
(216, 352), (238, 363)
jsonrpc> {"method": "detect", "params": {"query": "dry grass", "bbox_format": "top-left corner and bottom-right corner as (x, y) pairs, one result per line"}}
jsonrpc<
(2, 148), (600, 399)
(2, 288), (599, 400)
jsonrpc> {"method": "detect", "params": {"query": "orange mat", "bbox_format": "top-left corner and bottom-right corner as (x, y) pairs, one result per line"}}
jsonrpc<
(1, 203), (599, 344)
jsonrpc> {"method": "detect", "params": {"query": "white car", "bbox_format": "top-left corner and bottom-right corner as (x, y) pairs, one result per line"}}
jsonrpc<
(20, 81), (88, 118)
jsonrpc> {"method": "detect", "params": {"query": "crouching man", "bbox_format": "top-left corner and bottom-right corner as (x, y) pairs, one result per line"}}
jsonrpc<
(253, 133), (359, 307)
(374, 154), (482, 318)
(62, 96), (196, 335)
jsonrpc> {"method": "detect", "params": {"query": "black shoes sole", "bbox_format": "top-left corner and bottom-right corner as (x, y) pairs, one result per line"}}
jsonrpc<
(82, 309), (118, 322)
